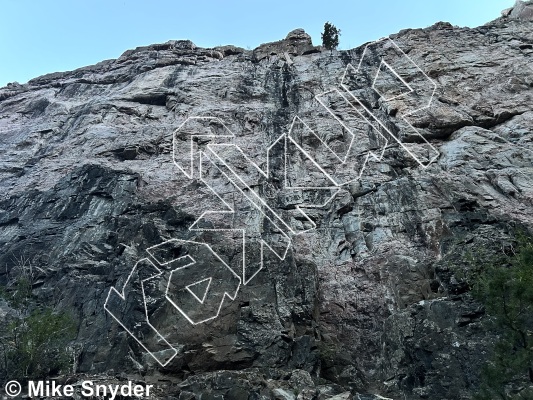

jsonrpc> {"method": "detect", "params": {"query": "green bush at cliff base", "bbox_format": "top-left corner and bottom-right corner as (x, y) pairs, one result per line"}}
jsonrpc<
(472, 233), (533, 399)
(0, 276), (76, 382)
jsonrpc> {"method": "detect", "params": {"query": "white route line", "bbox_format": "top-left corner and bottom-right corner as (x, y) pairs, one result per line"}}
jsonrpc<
(161, 239), (242, 325)
(197, 149), (291, 284)
(105, 36), (442, 366)
(104, 257), (178, 367)
(186, 277), (212, 304)
(340, 37), (440, 169)
(372, 59), (414, 102)
(315, 88), (389, 165)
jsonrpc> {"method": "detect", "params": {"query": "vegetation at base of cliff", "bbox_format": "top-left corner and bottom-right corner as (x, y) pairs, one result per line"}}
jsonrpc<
(0, 259), (76, 382)
(468, 232), (533, 399)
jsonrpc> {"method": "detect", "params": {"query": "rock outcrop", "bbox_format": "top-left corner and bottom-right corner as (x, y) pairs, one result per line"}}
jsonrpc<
(0, 9), (532, 400)
(253, 28), (321, 61)
(504, 0), (533, 20)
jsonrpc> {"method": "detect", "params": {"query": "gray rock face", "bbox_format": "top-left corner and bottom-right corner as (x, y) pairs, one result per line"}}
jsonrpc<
(509, 0), (533, 20)
(253, 28), (321, 61)
(0, 13), (532, 400)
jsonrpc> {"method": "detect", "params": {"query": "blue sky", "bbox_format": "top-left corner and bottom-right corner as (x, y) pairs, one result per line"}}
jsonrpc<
(0, 0), (516, 88)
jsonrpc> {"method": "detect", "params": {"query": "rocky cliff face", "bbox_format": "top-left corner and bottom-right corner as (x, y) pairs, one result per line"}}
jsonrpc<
(0, 5), (532, 400)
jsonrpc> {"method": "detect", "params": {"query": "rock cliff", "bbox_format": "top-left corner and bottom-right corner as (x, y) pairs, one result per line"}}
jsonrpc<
(0, 4), (532, 400)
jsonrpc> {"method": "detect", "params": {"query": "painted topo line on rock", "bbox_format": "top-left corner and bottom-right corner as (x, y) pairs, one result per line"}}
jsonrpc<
(104, 37), (441, 366)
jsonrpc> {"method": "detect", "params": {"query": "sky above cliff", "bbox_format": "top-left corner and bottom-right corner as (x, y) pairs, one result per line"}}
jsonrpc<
(0, 0), (516, 88)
